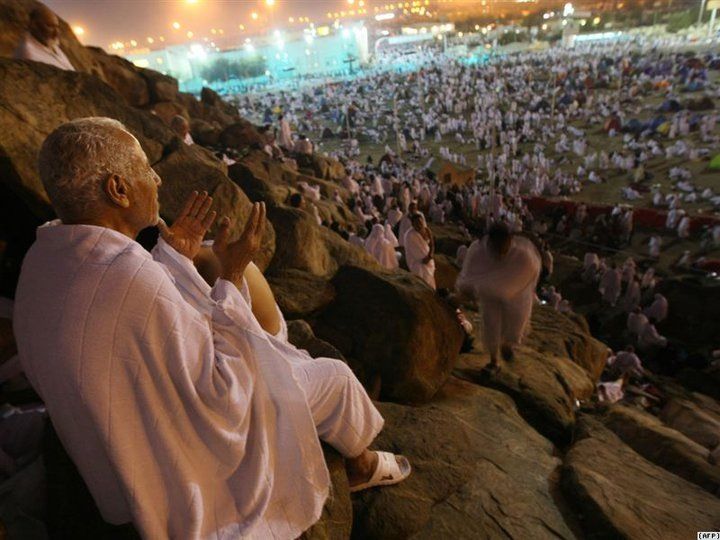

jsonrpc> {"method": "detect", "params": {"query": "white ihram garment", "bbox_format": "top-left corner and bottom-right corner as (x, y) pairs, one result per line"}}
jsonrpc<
(456, 237), (541, 358)
(13, 33), (75, 71)
(13, 222), (382, 539)
(365, 224), (399, 270)
(404, 228), (436, 289)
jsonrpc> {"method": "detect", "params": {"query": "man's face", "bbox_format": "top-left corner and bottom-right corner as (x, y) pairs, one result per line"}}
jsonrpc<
(30, 10), (60, 46)
(123, 133), (162, 229)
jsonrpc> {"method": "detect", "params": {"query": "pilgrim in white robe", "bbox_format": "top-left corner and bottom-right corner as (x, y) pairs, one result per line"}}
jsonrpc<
(644, 294), (668, 322)
(600, 268), (621, 306)
(14, 33), (75, 71)
(403, 228), (436, 290)
(279, 118), (293, 150)
(13, 221), (383, 539)
(365, 224), (399, 270)
(384, 224), (399, 248)
(627, 311), (649, 336)
(455, 236), (541, 359)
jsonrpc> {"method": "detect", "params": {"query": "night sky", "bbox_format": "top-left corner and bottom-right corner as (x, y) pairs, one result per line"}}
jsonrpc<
(45, 0), (348, 50)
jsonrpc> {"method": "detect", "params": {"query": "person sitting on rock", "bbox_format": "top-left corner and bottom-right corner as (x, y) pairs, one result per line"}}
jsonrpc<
(609, 345), (644, 378)
(403, 213), (436, 290)
(14, 5), (75, 72)
(293, 134), (313, 156)
(456, 222), (541, 371)
(13, 118), (411, 539)
(169, 115), (194, 146)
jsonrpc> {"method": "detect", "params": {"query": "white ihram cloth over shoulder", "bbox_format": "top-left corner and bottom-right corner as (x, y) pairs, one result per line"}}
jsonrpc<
(13, 33), (75, 71)
(455, 236), (541, 356)
(403, 228), (436, 289)
(13, 221), (331, 539)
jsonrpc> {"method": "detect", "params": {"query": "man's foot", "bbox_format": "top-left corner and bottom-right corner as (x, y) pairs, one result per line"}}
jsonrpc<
(501, 344), (515, 362)
(347, 450), (411, 493)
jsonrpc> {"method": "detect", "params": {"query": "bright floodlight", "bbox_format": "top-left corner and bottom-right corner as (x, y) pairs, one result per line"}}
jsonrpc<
(563, 2), (574, 16)
(251, 11), (259, 20)
(172, 21), (181, 30)
(266, 0), (275, 6)
(72, 25), (85, 37)
(375, 12), (395, 21)
(186, 0), (198, 4)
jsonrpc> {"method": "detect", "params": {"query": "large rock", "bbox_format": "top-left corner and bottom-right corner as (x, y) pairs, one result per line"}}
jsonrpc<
(301, 446), (352, 540)
(562, 416), (720, 539)
(602, 404), (720, 495)
(429, 223), (469, 257)
(353, 377), (580, 539)
(219, 121), (266, 150)
(286, 320), (346, 362)
(456, 343), (595, 444)
(266, 207), (376, 278)
(267, 270), (336, 319)
(659, 397), (720, 451)
(314, 266), (464, 403)
(524, 306), (608, 381)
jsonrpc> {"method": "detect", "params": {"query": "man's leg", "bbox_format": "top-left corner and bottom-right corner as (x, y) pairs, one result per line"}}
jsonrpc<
(291, 357), (386, 485)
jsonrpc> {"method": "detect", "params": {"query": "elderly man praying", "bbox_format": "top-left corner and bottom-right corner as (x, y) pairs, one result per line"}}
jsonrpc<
(13, 118), (410, 539)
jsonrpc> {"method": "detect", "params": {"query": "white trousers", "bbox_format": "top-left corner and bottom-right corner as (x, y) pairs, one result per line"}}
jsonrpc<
(291, 358), (384, 459)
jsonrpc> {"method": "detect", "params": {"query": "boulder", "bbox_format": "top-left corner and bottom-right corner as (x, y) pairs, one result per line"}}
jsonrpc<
(301, 446), (352, 540)
(266, 207), (376, 278)
(267, 270), (336, 319)
(314, 266), (464, 404)
(219, 121), (266, 150)
(352, 377), (580, 539)
(87, 51), (149, 107)
(429, 224), (469, 257)
(433, 253), (459, 291)
(456, 343), (594, 444)
(659, 397), (720, 451)
(190, 119), (221, 147)
(563, 416), (720, 539)
(0, 317), (15, 364)
(147, 101), (188, 126)
(602, 404), (720, 494)
(524, 306), (608, 381)
(286, 320), (346, 362)
(139, 68), (179, 103)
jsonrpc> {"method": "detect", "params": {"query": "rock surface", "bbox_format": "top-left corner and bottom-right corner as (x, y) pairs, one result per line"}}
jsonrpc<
(353, 377), (581, 539)
(563, 416), (720, 539)
(602, 404), (720, 495)
(314, 266), (465, 404)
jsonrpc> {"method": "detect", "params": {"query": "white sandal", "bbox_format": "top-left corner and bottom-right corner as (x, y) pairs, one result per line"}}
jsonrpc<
(349, 451), (412, 493)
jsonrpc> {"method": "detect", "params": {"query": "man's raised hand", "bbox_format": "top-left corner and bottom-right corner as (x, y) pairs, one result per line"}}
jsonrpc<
(158, 191), (217, 260)
(214, 202), (267, 284)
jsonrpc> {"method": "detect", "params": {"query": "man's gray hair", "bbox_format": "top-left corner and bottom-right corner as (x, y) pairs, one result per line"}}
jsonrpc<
(38, 117), (142, 220)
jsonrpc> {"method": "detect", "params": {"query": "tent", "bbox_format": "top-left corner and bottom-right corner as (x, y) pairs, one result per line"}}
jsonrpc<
(709, 154), (720, 171)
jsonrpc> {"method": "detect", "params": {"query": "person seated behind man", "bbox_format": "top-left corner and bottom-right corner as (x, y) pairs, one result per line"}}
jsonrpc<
(13, 118), (410, 539)
(14, 5), (75, 71)
(169, 115), (194, 146)
(293, 134), (313, 156)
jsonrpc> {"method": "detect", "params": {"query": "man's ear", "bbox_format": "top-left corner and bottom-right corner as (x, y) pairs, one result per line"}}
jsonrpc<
(104, 174), (131, 208)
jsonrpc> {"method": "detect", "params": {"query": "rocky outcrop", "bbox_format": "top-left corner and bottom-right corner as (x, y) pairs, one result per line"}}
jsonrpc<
(602, 404), (720, 494)
(286, 320), (346, 362)
(301, 447), (352, 540)
(659, 397), (720, 451)
(314, 266), (464, 404)
(456, 347), (594, 444)
(267, 270), (336, 319)
(353, 377), (581, 539)
(563, 416), (720, 539)
(524, 306), (608, 381)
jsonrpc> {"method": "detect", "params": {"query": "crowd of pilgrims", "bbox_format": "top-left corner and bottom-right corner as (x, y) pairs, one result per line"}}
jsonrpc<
(226, 38), (720, 408)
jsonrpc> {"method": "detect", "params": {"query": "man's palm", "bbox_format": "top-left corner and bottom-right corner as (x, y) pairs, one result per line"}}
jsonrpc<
(158, 191), (216, 260)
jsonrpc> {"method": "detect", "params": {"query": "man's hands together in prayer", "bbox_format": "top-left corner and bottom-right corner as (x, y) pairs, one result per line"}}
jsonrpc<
(214, 202), (267, 286)
(158, 191), (216, 260)
(158, 191), (267, 285)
